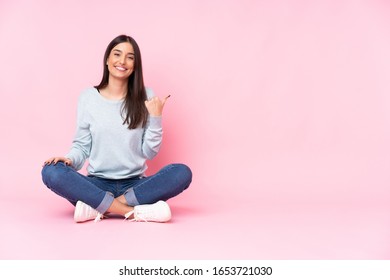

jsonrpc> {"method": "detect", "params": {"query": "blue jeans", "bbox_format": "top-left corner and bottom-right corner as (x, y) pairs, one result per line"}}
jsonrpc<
(41, 163), (192, 213)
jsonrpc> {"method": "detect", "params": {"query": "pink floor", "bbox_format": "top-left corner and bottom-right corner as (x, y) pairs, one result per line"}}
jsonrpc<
(1, 186), (389, 260)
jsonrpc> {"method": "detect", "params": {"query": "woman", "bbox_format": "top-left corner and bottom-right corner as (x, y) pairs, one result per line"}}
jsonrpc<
(41, 35), (192, 223)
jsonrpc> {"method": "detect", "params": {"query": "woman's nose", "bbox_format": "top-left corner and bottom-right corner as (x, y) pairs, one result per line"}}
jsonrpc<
(120, 55), (126, 64)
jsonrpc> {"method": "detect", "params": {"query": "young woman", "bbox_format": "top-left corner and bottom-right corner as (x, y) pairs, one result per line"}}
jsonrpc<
(42, 35), (192, 223)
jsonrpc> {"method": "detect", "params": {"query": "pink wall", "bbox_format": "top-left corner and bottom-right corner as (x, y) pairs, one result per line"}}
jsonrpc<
(1, 0), (390, 208)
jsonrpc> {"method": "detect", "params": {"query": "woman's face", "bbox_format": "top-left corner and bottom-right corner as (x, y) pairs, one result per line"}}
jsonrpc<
(106, 42), (135, 80)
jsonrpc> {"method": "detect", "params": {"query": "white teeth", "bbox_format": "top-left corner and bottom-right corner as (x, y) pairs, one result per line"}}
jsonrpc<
(115, 66), (127, 71)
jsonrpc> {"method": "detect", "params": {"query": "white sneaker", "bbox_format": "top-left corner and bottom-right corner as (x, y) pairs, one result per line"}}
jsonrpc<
(124, 201), (171, 222)
(74, 201), (103, 223)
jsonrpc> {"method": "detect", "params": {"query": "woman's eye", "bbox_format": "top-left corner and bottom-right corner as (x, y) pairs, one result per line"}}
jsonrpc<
(128, 56), (134, 60)
(114, 53), (120, 56)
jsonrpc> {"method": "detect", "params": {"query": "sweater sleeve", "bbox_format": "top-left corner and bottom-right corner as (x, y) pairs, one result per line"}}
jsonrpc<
(142, 116), (163, 159)
(65, 93), (91, 170)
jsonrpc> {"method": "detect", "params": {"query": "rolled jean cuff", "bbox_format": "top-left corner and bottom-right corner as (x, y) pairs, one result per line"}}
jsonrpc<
(124, 188), (139, 206)
(96, 192), (114, 213)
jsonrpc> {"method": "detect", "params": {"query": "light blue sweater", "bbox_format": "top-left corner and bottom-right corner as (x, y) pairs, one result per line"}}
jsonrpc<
(65, 87), (162, 179)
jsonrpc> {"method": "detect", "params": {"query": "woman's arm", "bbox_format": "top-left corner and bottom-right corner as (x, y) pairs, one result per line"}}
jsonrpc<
(64, 92), (91, 170)
(142, 91), (170, 159)
(142, 116), (163, 159)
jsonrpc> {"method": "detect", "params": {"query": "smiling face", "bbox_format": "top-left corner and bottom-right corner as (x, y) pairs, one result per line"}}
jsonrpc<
(106, 42), (135, 80)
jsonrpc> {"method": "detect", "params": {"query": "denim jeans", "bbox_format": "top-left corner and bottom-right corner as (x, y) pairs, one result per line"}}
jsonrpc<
(41, 162), (192, 213)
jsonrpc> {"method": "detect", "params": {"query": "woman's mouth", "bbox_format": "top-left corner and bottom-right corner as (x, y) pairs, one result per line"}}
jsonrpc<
(115, 66), (128, 71)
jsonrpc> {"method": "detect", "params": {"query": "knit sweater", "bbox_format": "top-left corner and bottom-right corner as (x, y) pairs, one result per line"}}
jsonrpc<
(65, 87), (162, 179)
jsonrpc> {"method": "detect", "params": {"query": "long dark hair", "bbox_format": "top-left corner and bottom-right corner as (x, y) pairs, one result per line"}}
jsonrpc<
(95, 35), (148, 129)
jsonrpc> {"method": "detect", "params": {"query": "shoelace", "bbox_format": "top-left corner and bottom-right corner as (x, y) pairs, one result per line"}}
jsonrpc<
(94, 213), (103, 223)
(124, 210), (148, 222)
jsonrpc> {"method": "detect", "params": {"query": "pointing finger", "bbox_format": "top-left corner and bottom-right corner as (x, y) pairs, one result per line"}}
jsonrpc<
(162, 95), (171, 105)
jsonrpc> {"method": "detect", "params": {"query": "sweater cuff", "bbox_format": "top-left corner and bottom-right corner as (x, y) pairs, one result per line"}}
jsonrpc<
(64, 152), (79, 170)
(148, 116), (162, 129)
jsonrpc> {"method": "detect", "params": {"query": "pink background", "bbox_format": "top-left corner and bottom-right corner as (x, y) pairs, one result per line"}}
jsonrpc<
(1, 0), (390, 259)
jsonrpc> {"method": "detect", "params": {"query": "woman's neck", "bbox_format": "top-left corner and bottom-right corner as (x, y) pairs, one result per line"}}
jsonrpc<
(101, 78), (128, 100)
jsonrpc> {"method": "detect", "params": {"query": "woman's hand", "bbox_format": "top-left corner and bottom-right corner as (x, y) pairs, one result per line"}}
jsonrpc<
(145, 95), (170, 117)
(43, 157), (72, 167)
